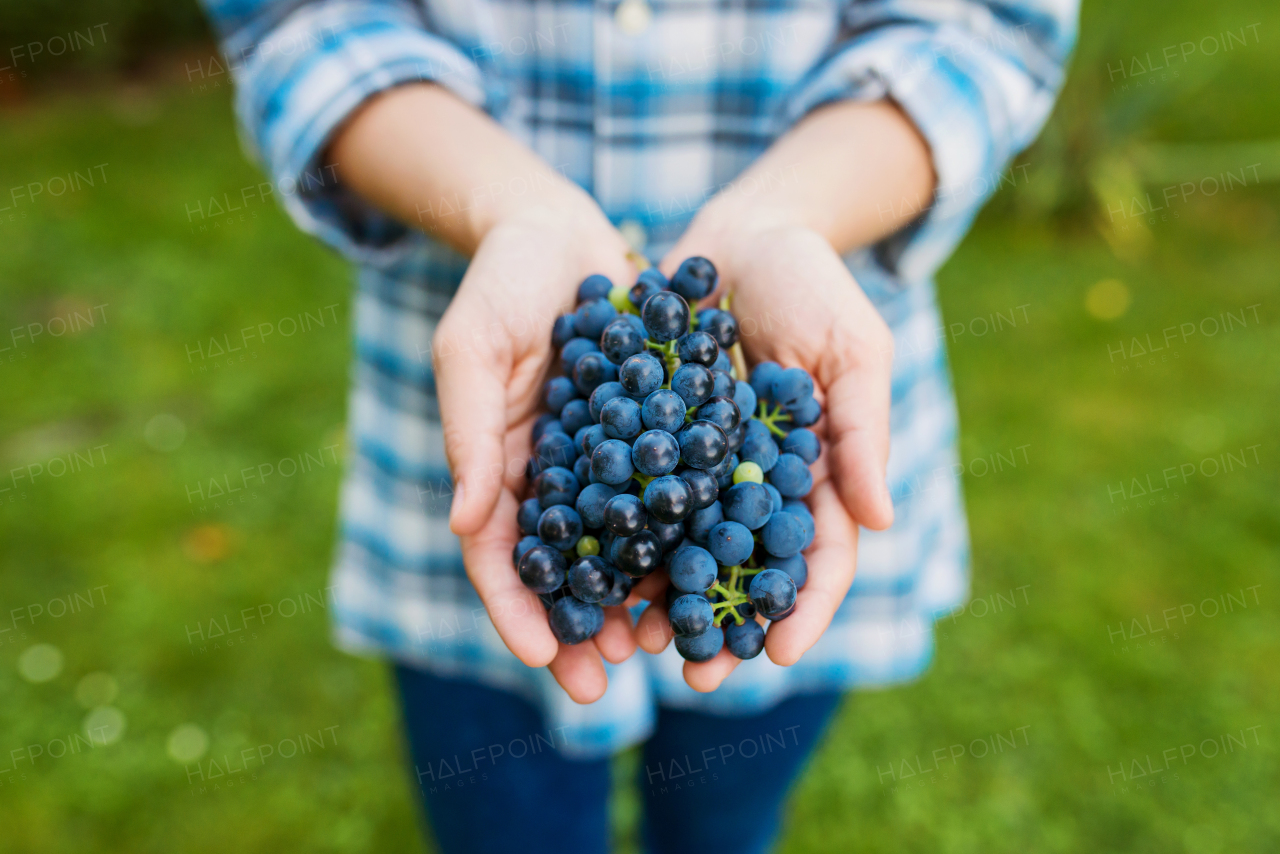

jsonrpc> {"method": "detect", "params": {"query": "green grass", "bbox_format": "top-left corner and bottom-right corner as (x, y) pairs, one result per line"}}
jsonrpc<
(2, 1), (1279, 851)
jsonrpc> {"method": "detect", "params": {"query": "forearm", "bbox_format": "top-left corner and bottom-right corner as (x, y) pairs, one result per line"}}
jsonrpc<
(327, 82), (598, 256)
(694, 100), (935, 255)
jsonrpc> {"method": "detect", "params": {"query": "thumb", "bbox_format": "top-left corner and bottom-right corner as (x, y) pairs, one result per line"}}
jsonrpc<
(434, 314), (511, 536)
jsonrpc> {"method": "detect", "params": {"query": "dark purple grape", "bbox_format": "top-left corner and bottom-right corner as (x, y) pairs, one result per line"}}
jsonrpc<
(517, 545), (567, 594)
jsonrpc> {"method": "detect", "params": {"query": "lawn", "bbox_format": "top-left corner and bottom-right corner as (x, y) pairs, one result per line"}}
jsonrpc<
(2, 1), (1278, 851)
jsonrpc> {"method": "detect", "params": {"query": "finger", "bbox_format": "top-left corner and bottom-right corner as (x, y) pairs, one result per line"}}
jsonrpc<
(628, 572), (668, 606)
(459, 489), (559, 668)
(435, 303), (512, 537)
(596, 606), (637, 664)
(765, 479), (859, 666)
(683, 645), (741, 692)
(547, 639), (608, 704)
(819, 320), (895, 531)
(635, 602), (673, 654)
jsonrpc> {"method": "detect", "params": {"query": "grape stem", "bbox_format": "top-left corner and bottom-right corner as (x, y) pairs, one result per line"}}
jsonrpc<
(756, 401), (793, 438)
(708, 566), (750, 627)
(718, 292), (750, 381)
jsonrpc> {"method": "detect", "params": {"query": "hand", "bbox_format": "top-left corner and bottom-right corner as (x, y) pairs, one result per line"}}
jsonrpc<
(432, 195), (639, 704)
(635, 206), (896, 691)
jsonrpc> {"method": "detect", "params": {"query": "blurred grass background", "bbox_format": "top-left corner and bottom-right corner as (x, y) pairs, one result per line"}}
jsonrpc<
(2, 0), (1278, 851)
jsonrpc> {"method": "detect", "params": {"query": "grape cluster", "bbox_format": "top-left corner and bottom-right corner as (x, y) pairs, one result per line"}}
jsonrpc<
(514, 257), (822, 662)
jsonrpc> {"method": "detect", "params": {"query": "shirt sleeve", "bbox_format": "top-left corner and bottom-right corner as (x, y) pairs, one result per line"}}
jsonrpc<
(784, 0), (1079, 282)
(201, 0), (491, 262)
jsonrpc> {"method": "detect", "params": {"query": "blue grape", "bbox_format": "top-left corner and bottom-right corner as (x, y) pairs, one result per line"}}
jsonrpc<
(573, 350), (617, 395)
(780, 428), (820, 464)
(786, 396), (821, 427)
(676, 330), (719, 367)
(694, 395), (740, 434)
(641, 291), (690, 343)
(549, 596), (604, 644)
(560, 398), (592, 435)
(544, 376), (577, 412)
(740, 420), (779, 471)
(733, 380), (757, 422)
(669, 594), (713, 637)
(670, 363), (714, 408)
(711, 349), (732, 374)
(697, 308), (738, 349)
(604, 493), (647, 535)
(591, 439), (635, 485)
(674, 626), (723, 662)
(572, 450), (592, 487)
(770, 367), (814, 409)
(668, 545), (717, 593)
(677, 421), (728, 470)
(769, 453), (813, 498)
(749, 361), (782, 401)
(513, 535), (541, 564)
(574, 298), (618, 341)
(761, 510), (805, 557)
(568, 556), (612, 603)
(685, 500), (723, 544)
(534, 466), (579, 509)
(538, 505), (583, 551)
(670, 256), (716, 301)
(601, 317), (647, 364)
(575, 482), (616, 529)
(642, 475), (692, 523)
(598, 566), (633, 606)
(614, 530), (661, 578)
(551, 313), (577, 347)
(748, 568), (797, 619)
(721, 482), (773, 530)
(679, 468), (719, 510)
(619, 352), (665, 397)
(577, 274), (613, 304)
(641, 389), (686, 433)
(600, 396), (643, 440)
(531, 413), (558, 443)
(764, 553), (807, 591)
(588, 381), (627, 422)
(517, 545), (567, 594)
(636, 267), (669, 292)
(630, 274), (665, 309)
(724, 618), (765, 659)
(560, 337), (599, 375)
(621, 314), (647, 337)
(711, 452), (739, 489)
(648, 518), (685, 554)
(517, 497), (542, 535)
(708, 521), (754, 566)
(709, 369), (735, 399)
(631, 429), (680, 477)
(763, 482), (783, 514)
(533, 430), (576, 469)
(577, 423), (607, 457)
(782, 500), (815, 549)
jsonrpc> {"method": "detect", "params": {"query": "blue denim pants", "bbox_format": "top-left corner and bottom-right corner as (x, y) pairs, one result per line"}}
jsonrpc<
(395, 664), (843, 854)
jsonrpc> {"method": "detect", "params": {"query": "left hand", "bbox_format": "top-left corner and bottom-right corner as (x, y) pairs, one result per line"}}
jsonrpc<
(632, 203), (897, 691)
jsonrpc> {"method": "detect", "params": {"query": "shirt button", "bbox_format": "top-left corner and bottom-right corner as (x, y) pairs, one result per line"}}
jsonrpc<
(615, 0), (652, 34)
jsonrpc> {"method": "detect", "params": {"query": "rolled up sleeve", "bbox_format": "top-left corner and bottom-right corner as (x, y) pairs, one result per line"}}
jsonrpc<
(202, 0), (490, 261)
(785, 0), (1078, 281)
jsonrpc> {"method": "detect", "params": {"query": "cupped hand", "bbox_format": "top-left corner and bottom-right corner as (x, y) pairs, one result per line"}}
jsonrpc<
(638, 213), (896, 691)
(432, 198), (638, 704)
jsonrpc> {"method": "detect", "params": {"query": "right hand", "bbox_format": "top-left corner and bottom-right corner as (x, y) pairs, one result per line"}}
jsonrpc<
(432, 191), (639, 704)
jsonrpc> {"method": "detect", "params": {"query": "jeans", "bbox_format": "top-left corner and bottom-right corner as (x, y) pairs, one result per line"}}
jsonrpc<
(395, 664), (843, 854)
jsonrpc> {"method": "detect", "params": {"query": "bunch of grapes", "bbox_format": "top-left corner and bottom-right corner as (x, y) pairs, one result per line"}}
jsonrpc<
(514, 257), (821, 663)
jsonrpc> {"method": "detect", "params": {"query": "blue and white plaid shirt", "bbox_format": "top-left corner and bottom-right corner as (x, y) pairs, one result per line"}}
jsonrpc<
(203, 0), (1076, 757)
